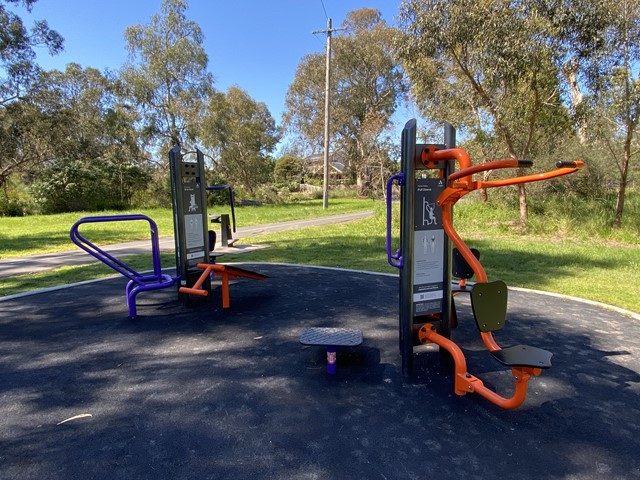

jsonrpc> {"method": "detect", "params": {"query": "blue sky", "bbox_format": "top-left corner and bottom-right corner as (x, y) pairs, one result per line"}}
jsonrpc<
(16, 0), (406, 125)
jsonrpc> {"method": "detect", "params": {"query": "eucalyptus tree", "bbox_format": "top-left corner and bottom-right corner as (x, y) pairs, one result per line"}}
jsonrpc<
(120, 0), (213, 153)
(0, 0), (63, 106)
(201, 86), (280, 196)
(526, 0), (640, 227)
(22, 64), (145, 212)
(565, 0), (640, 228)
(397, 0), (571, 226)
(0, 0), (63, 202)
(0, 90), (66, 192)
(284, 8), (406, 193)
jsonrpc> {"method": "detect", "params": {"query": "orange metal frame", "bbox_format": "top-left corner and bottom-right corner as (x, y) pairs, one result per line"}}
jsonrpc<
(178, 263), (266, 308)
(418, 323), (541, 410)
(417, 148), (583, 408)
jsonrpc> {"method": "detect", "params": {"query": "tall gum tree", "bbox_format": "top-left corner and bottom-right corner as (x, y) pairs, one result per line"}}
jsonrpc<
(546, 0), (639, 227)
(284, 8), (406, 193)
(0, 0), (63, 105)
(120, 0), (213, 153)
(201, 86), (280, 196)
(397, 0), (569, 227)
(580, 0), (640, 228)
(0, 0), (63, 192)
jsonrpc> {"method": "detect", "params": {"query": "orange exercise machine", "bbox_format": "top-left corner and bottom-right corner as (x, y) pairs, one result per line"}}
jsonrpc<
(386, 119), (583, 409)
(178, 263), (267, 308)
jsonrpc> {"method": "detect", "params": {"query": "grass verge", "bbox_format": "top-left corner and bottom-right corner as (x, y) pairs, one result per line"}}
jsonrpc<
(0, 198), (376, 257)
(2, 202), (639, 314)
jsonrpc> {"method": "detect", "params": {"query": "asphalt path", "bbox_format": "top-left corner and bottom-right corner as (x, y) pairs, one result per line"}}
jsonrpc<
(0, 211), (372, 278)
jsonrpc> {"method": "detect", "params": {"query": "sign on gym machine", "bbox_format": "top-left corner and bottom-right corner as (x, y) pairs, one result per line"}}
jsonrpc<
(169, 146), (210, 298)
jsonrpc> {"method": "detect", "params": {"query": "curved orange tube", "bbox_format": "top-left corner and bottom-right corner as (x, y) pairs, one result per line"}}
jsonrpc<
(471, 369), (531, 410)
(447, 159), (521, 182)
(441, 206), (487, 283)
(479, 162), (584, 189)
(423, 148), (474, 186)
(419, 324), (534, 409)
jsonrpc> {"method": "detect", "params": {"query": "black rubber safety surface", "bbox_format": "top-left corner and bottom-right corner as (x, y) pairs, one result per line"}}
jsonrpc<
(1, 263), (639, 479)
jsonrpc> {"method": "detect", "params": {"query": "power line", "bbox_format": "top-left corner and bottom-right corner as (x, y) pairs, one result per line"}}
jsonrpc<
(320, 0), (329, 19)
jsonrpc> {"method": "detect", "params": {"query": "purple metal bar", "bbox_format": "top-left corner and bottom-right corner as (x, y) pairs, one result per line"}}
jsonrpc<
(70, 214), (177, 318)
(386, 173), (405, 268)
(125, 273), (176, 319)
(326, 346), (337, 374)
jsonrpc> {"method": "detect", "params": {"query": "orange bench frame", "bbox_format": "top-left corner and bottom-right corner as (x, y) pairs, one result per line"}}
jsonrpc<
(178, 263), (267, 308)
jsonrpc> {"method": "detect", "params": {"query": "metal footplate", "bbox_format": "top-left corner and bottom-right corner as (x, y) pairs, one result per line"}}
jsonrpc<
(300, 327), (363, 375)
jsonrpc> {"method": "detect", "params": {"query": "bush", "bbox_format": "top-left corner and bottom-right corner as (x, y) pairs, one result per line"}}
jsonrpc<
(274, 156), (304, 183)
(0, 197), (25, 216)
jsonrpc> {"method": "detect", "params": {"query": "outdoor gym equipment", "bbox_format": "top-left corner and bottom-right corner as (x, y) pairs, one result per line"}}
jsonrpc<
(386, 119), (583, 409)
(69, 148), (265, 319)
(206, 184), (237, 249)
(169, 146), (211, 298)
(70, 214), (177, 319)
(299, 327), (364, 374)
(178, 262), (267, 308)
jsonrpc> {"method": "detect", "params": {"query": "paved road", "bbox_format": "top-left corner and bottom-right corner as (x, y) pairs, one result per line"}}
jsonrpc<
(0, 211), (372, 278)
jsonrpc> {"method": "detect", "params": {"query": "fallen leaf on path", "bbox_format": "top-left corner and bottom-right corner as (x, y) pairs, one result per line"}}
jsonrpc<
(56, 413), (92, 425)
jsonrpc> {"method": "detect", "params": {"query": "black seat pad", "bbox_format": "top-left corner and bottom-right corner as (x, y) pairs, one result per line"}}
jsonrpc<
(490, 345), (553, 369)
(452, 248), (480, 279)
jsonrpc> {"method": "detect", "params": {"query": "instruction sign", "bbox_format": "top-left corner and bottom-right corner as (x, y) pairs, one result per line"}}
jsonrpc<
(413, 178), (445, 315)
(182, 184), (205, 263)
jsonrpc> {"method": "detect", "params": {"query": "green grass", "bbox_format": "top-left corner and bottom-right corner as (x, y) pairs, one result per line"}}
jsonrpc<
(222, 205), (640, 313)
(1, 197), (639, 314)
(0, 198), (375, 257)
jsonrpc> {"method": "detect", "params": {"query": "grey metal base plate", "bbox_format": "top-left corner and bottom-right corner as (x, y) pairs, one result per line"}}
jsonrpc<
(300, 327), (363, 346)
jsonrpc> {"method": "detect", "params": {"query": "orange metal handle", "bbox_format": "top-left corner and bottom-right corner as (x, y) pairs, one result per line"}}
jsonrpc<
(447, 159), (529, 182)
(479, 160), (584, 189)
(178, 286), (208, 297)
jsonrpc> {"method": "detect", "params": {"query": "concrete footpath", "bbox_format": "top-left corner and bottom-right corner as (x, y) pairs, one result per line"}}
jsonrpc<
(0, 211), (372, 278)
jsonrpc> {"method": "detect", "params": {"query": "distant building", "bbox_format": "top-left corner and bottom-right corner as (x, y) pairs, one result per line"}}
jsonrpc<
(303, 152), (348, 181)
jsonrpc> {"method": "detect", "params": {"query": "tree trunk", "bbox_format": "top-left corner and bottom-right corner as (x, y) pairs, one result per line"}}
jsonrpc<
(480, 170), (492, 202)
(613, 143), (631, 228)
(518, 184), (528, 227)
(563, 59), (588, 145)
(613, 177), (627, 228)
(517, 168), (528, 227)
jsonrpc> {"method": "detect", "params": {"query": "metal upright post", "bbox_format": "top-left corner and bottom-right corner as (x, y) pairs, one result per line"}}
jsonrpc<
(438, 122), (456, 358)
(399, 119), (417, 376)
(313, 18), (345, 210)
(169, 147), (210, 303)
(322, 18), (332, 209)
(395, 119), (456, 376)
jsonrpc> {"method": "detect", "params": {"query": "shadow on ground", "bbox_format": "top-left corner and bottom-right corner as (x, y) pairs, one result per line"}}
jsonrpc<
(1, 264), (639, 479)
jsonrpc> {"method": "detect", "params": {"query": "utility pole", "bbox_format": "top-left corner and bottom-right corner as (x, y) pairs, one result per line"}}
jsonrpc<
(313, 18), (345, 209)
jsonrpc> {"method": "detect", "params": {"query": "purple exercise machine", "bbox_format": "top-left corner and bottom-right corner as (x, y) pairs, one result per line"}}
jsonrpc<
(70, 214), (177, 319)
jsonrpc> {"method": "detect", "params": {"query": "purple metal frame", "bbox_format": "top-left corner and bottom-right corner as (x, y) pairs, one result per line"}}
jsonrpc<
(70, 214), (177, 318)
(386, 173), (405, 268)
